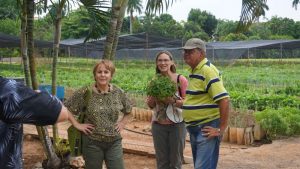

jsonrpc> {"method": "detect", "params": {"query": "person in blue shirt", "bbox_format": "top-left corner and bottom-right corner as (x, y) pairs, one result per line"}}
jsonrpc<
(0, 76), (94, 169)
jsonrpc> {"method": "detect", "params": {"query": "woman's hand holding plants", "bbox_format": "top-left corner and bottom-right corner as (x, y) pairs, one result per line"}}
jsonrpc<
(146, 96), (156, 108)
(161, 96), (175, 104)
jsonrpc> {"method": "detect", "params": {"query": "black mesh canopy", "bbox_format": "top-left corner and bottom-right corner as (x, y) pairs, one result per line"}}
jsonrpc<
(1, 32), (300, 60)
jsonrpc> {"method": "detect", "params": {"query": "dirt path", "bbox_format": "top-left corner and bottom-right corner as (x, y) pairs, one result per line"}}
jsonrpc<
(219, 137), (300, 169)
(23, 121), (300, 169)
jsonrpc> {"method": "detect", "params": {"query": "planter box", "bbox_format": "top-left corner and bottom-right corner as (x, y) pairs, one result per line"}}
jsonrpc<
(132, 107), (152, 121)
(229, 127), (237, 143)
(227, 126), (254, 145)
(244, 127), (254, 145)
(222, 128), (229, 142)
(254, 124), (266, 140)
(236, 128), (245, 145)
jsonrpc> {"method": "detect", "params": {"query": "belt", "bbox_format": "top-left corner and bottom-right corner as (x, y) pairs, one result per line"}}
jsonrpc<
(185, 118), (210, 126)
(153, 121), (185, 125)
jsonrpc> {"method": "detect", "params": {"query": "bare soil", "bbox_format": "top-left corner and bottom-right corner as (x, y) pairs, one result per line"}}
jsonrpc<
(23, 121), (300, 169)
(23, 137), (157, 169)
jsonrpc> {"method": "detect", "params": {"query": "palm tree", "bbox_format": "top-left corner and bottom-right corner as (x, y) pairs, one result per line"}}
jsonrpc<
(103, 0), (129, 60)
(46, 0), (68, 149)
(110, 0), (128, 59)
(127, 0), (142, 34)
(24, 0), (61, 168)
(293, 0), (299, 9)
(236, 0), (298, 31)
(237, 0), (269, 31)
(19, 0), (31, 87)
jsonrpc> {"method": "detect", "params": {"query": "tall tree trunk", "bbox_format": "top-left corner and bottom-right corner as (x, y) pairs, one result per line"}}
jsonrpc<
(26, 0), (61, 168)
(111, 0), (129, 60)
(103, 0), (122, 60)
(129, 10), (133, 34)
(51, 0), (66, 149)
(20, 0), (31, 87)
(27, 0), (37, 88)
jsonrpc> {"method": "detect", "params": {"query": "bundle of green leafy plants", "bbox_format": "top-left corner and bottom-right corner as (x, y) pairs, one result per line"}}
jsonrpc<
(146, 74), (177, 100)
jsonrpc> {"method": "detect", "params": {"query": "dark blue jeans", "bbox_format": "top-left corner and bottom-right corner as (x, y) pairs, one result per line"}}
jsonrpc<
(186, 119), (220, 169)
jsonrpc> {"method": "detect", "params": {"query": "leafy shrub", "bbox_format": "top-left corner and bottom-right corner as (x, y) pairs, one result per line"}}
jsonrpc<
(230, 91), (300, 111)
(146, 74), (176, 100)
(255, 107), (300, 139)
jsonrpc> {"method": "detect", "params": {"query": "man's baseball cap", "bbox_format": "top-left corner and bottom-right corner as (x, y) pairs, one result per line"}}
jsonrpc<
(182, 38), (206, 52)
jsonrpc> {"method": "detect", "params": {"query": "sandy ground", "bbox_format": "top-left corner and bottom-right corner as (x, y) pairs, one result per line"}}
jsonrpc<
(23, 121), (300, 169)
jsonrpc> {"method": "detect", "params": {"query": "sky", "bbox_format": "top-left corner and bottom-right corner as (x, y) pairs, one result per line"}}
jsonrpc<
(141, 0), (300, 22)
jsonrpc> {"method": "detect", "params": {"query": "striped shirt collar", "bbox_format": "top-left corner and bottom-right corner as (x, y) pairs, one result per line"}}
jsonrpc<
(188, 58), (209, 73)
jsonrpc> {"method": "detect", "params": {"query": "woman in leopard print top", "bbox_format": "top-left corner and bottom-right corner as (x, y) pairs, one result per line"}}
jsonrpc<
(65, 60), (132, 169)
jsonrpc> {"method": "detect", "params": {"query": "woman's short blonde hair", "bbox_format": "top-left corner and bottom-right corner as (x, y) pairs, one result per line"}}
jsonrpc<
(93, 59), (116, 78)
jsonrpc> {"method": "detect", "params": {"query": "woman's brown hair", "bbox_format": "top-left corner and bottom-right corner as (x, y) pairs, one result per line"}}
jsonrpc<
(155, 50), (176, 74)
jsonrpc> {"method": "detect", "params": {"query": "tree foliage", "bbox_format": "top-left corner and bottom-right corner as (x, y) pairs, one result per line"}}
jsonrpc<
(222, 33), (248, 41)
(139, 13), (184, 39)
(214, 20), (238, 41)
(0, 19), (21, 35)
(248, 23), (271, 40)
(34, 15), (54, 41)
(0, 0), (19, 20)
(1, 0), (299, 44)
(187, 9), (217, 37)
(267, 16), (298, 39)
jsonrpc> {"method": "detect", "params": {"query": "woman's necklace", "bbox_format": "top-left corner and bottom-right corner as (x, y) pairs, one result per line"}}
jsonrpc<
(96, 84), (110, 93)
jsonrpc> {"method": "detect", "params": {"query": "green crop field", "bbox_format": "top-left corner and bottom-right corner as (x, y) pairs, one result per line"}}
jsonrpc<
(1, 58), (299, 111)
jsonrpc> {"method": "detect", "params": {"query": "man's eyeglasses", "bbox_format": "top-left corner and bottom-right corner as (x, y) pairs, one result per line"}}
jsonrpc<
(184, 49), (195, 55)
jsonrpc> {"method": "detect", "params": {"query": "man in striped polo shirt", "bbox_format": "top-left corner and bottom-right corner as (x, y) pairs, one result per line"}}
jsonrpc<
(182, 38), (230, 169)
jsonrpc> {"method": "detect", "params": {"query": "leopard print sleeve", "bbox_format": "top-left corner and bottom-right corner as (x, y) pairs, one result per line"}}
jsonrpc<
(64, 86), (88, 115)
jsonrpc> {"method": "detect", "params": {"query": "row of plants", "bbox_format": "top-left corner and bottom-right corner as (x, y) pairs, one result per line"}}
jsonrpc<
(230, 91), (300, 111)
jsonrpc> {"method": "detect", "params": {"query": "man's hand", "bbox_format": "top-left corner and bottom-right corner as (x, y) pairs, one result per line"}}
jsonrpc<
(201, 126), (222, 139)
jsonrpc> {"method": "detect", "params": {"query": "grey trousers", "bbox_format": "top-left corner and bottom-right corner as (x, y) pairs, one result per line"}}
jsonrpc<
(82, 135), (124, 169)
(152, 122), (186, 169)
